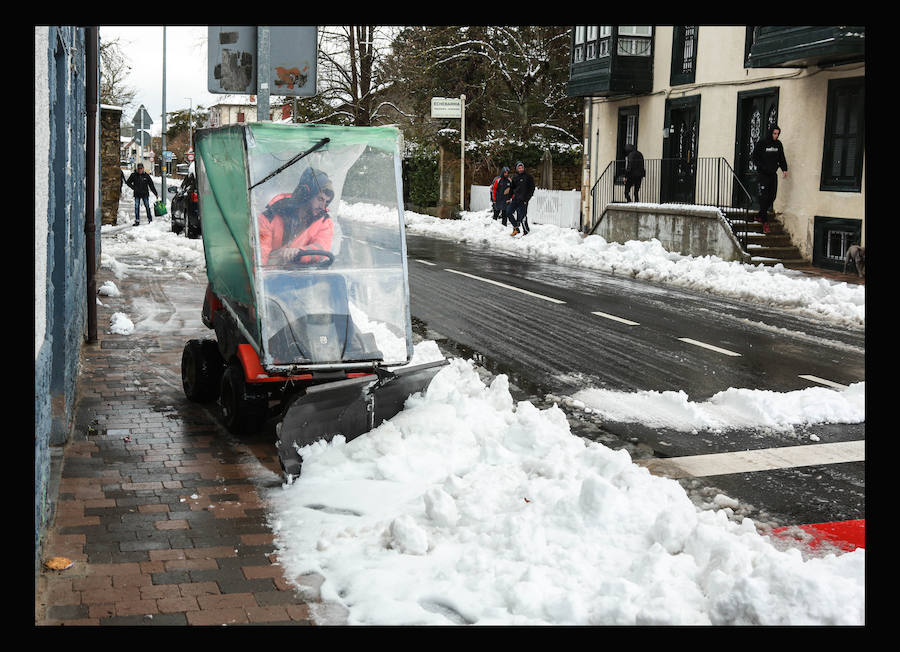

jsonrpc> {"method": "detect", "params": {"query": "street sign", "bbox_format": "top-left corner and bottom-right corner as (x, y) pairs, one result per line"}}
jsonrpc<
(187, 150), (195, 162)
(268, 26), (317, 97)
(131, 105), (153, 126)
(164, 151), (175, 161)
(134, 130), (151, 147)
(208, 26), (317, 96)
(431, 97), (462, 119)
(208, 26), (257, 93)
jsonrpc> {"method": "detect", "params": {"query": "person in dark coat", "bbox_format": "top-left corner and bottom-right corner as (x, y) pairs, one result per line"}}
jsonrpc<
(750, 125), (789, 233)
(492, 166), (512, 226)
(508, 161), (535, 236)
(623, 143), (645, 202)
(125, 163), (159, 226)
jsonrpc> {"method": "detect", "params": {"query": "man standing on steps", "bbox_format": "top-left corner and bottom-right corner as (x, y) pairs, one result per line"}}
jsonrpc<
(751, 125), (789, 234)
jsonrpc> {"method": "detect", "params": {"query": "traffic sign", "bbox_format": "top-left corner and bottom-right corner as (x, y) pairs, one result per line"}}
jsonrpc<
(431, 97), (462, 119)
(187, 150), (195, 162)
(131, 105), (153, 126)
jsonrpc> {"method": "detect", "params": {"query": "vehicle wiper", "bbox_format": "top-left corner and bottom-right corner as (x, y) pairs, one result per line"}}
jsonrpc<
(249, 137), (330, 191)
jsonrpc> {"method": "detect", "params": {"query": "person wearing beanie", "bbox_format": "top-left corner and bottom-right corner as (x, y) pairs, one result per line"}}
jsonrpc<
(491, 166), (512, 225)
(125, 162), (159, 226)
(750, 125), (789, 234)
(508, 161), (535, 236)
(258, 166), (335, 265)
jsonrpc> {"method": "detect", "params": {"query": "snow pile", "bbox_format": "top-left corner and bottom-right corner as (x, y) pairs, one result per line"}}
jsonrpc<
(267, 359), (864, 626)
(571, 382), (865, 433)
(339, 202), (865, 329)
(108, 312), (134, 335)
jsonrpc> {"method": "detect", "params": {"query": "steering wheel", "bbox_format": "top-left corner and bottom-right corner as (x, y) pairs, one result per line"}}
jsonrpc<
(291, 249), (334, 268)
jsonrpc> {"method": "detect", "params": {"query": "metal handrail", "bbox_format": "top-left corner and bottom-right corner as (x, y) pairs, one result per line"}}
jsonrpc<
(587, 157), (755, 250)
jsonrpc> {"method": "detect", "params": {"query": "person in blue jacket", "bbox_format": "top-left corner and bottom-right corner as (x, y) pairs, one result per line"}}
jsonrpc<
(751, 125), (789, 233)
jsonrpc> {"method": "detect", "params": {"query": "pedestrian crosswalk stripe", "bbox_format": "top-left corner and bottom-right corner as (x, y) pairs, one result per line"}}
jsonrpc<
(635, 440), (864, 479)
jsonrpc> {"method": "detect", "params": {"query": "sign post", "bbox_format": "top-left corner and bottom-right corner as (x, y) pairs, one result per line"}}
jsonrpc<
(430, 96), (466, 211)
(131, 104), (153, 169)
(208, 26), (318, 116)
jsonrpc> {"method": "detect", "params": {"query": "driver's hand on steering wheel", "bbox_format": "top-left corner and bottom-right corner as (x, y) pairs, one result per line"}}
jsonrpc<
(270, 247), (301, 264)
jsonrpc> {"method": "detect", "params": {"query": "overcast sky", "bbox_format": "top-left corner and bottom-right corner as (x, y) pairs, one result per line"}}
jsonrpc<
(100, 25), (222, 133)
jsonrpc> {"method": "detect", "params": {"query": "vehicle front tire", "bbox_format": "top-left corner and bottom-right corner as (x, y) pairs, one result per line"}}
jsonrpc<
(182, 339), (224, 402)
(219, 361), (268, 435)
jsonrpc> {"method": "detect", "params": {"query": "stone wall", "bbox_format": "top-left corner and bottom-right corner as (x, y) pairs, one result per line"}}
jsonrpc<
(100, 106), (122, 225)
(597, 203), (750, 263)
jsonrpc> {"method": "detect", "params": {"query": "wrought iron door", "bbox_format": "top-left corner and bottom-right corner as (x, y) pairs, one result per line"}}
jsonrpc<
(735, 89), (778, 210)
(662, 97), (699, 204)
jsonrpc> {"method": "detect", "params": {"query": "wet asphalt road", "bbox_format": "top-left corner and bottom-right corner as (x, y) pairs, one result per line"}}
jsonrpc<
(400, 227), (865, 530)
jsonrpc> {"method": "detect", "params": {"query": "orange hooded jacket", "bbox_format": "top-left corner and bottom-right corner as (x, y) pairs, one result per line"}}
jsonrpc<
(258, 193), (334, 265)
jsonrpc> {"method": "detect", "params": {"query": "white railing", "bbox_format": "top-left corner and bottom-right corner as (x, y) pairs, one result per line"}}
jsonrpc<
(470, 185), (581, 230)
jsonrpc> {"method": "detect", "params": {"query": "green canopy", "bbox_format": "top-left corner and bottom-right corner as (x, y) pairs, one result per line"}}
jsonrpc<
(194, 122), (403, 354)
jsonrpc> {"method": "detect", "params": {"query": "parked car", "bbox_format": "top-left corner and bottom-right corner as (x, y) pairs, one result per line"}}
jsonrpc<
(170, 166), (201, 238)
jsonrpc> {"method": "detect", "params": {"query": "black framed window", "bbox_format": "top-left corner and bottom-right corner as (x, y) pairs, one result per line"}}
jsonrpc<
(821, 77), (864, 192)
(671, 26), (697, 85)
(615, 106), (639, 180)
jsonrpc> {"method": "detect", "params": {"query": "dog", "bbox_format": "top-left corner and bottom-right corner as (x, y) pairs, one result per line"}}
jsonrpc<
(843, 244), (865, 279)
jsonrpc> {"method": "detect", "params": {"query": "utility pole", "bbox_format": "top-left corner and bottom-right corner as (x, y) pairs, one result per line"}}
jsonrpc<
(186, 97), (193, 156)
(257, 26), (270, 122)
(161, 26), (168, 208)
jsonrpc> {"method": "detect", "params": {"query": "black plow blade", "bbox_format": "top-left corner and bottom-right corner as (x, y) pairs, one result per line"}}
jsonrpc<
(276, 359), (448, 478)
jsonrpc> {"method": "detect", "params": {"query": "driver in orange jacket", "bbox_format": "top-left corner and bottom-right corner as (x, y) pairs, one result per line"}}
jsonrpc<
(258, 167), (335, 265)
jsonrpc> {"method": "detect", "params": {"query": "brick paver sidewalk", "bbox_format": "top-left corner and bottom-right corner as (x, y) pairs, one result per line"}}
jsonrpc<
(35, 242), (347, 626)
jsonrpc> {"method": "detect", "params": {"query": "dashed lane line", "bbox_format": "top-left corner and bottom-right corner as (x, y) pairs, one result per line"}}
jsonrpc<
(677, 337), (742, 357)
(444, 269), (566, 304)
(414, 259), (436, 266)
(591, 310), (640, 326)
(635, 440), (865, 479)
(799, 374), (849, 390)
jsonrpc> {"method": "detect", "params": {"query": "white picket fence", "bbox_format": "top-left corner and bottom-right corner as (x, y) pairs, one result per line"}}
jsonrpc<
(470, 185), (581, 230)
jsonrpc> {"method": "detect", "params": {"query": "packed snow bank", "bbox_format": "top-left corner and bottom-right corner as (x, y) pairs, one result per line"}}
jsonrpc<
(571, 382), (865, 433)
(267, 359), (864, 626)
(341, 202), (864, 329)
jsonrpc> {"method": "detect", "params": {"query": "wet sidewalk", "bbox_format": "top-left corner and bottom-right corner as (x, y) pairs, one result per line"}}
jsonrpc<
(35, 251), (346, 626)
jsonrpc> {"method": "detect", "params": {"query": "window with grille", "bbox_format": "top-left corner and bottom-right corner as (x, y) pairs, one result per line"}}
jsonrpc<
(821, 77), (864, 192)
(617, 26), (652, 56)
(671, 26), (697, 85)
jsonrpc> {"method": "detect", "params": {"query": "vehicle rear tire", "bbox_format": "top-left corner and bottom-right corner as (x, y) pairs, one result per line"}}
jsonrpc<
(219, 361), (268, 435)
(181, 339), (224, 402)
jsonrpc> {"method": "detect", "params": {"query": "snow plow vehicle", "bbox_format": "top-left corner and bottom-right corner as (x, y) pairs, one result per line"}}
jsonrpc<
(180, 123), (446, 480)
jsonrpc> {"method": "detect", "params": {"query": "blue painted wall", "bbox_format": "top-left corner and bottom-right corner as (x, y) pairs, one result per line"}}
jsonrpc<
(35, 26), (95, 556)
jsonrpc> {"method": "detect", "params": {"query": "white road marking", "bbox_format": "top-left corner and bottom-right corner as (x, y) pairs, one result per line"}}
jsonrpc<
(415, 259), (436, 266)
(444, 269), (566, 304)
(635, 440), (864, 479)
(591, 310), (640, 326)
(677, 337), (742, 357)
(799, 374), (849, 390)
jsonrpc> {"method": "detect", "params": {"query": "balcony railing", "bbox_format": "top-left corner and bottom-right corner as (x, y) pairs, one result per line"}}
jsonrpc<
(588, 157), (755, 249)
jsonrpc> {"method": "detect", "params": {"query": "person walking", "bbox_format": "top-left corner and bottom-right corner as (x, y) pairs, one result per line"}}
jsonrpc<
(750, 125), (789, 234)
(508, 161), (535, 236)
(623, 143), (645, 202)
(492, 166), (512, 226)
(125, 163), (159, 226)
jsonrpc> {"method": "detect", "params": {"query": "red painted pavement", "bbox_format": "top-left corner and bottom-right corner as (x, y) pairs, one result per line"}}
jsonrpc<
(772, 519), (864, 552)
